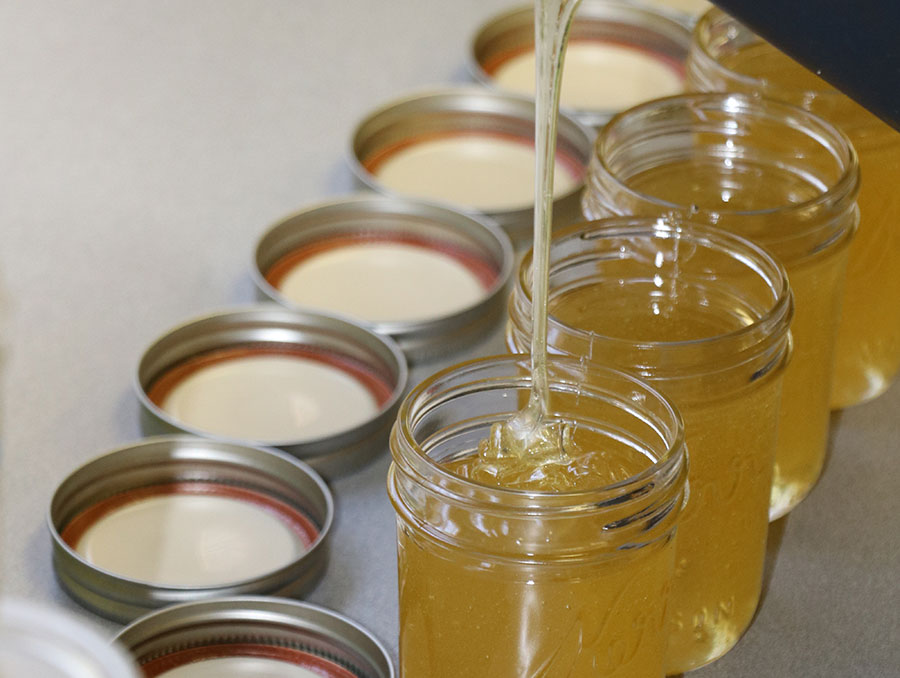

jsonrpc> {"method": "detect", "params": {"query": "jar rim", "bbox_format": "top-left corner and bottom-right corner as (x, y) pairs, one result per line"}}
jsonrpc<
(391, 353), (686, 510)
(592, 91), (860, 242)
(516, 218), (792, 361)
(692, 8), (845, 103)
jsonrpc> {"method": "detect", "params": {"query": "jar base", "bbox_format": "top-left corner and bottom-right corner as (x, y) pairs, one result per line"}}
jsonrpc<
(664, 623), (745, 675)
(769, 465), (822, 521)
(830, 368), (896, 409)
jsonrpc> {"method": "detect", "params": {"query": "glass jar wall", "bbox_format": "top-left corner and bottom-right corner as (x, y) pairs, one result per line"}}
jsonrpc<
(508, 219), (793, 672)
(582, 92), (859, 519)
(389, 354), (687, 677)
(686, 8), (900, 408)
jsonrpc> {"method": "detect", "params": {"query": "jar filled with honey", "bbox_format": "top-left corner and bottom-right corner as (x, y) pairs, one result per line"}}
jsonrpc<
(686, 8), (900, 408)
(508, 218), (793, 672)
(582, 92), (859, 519)
(388, 354), (687, 677)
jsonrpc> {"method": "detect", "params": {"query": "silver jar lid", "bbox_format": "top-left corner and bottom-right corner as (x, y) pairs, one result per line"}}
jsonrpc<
(49, 436), (334, 623)
(134, 306), (408, 478)
(0, 598), (139, 677)
(252, 194), (514, 362)
(115, 597), (395, 677)
(469, 1), (692, 129)
(349, 87), (593, 245)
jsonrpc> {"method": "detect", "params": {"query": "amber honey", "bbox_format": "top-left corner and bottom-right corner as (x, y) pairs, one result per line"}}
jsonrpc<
(549, 282), (781, 672)
(624, 155), (855, 517)
(396, 509), (675, 677)
(388, 356), (687, 677)
(582, 93), (858, 519)
(507, 220), (793, 672)
(400, 431), (670, 677)
(687, 9), (900, 407)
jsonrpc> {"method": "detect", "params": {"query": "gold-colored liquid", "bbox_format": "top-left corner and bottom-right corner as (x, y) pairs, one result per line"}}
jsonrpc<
(549, 282), (781, 672)
(718, 42), (900, 407)
(661, 382), (778, 672)
(627, 158), (850, 518)
(464, 0), (582, 485)
(521, 0), (581, 427)
(397, 433), (675, 677)
(397, 4), (682, 676)
(397, 520), (674, 677)
(451, 419), (650, 491)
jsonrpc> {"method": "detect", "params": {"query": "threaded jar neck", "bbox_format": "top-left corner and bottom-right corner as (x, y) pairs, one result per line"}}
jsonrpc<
(582, 92), (859, 264)
(508, 218), (793, 401)
(686, 8), (885, 139)
(388, 355), (686, 562)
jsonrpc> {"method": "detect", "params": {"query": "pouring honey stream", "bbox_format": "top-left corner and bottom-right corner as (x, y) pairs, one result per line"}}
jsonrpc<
(389, 2), (690, 661)
(446, 0), (645, 491)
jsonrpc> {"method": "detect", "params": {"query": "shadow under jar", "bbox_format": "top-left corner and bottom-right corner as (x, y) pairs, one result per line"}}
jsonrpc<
(686, 8), (900, 408)
(507, 219), (793, 673)
(582, 92), (859, 520)
(388, 355), (687, 678)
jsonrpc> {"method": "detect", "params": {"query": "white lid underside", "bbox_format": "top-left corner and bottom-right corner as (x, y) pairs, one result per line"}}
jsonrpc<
(492, 42), (683, 112)
(160, 354), (379, 443)
(277, 241), (485, 323)
(373, 134), (580, 212)
(159, 656), (322, 678)
(76, 493), (307, 587)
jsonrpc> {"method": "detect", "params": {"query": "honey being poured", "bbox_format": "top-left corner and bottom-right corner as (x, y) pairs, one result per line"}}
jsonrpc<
(445, 420), (653, 492)
(393, 6), (679, 676)
(463, 0), (585, 486)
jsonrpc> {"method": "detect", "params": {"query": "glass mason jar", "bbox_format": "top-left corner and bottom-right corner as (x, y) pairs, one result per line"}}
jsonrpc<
(685, 8), (900, 408)
(582, 92), (858, 520)
(507, 219), (793, 673)
(388, 355), (687, 678)
(0, 599), (139, 677)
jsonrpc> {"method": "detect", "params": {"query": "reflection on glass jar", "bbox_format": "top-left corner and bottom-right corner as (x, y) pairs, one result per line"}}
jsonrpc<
(388, 355), (687, 677)
(686, 7), (900, 408)
(507, 219), (793, 673)
(582, 92), (859, 519)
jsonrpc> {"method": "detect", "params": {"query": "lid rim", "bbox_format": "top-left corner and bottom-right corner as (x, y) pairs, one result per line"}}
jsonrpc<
(114, 597), (395, 678)
(251, 193), (514, 362)
(133, 305), (408, 479)
(49, 436), (335, 623)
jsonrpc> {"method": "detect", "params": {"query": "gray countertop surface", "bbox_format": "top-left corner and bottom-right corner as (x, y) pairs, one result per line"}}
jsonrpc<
(1, 1), (897, 676)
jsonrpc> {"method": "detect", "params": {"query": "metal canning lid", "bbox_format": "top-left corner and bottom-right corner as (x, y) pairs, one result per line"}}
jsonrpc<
(135, 305), (408, 479)
(252, 194), (514, 362)
(348, 87), (593, 245)
(115, 597), (395, 678)
(0, 598), (140, 677)
(469, 1), (692, 128)
(49, 436), (335, 623)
